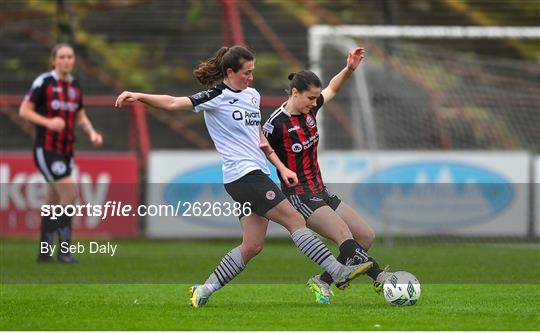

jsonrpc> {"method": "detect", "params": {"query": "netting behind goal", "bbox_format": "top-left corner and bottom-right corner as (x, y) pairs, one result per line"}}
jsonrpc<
(309, 26), (540, 153)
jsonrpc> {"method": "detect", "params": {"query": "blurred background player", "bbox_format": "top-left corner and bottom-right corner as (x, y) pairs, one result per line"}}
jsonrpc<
(264, 48), (390, 304)
(19, 43), (103, 263)
(115, 45), (372, 308)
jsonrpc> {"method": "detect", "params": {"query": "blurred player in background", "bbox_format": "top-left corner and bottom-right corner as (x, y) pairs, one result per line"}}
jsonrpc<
(264, 48), (391, 304)
(115, 45), (372, 308)
(19, 43), (103, 263)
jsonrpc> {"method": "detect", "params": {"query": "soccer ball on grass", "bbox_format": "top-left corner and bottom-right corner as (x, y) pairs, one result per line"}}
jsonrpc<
(382, 271), (421, 306)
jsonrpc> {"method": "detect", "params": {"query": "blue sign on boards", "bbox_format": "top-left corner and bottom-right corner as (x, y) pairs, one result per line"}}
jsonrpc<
(162, 163), (280, 228)
(354, 162), (514, 229)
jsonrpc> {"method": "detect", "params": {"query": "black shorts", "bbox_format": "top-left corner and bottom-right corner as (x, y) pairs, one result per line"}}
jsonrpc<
(286, 188), (342, 220)
(224, 170), (286, 217)
(33, 147), (73, 182)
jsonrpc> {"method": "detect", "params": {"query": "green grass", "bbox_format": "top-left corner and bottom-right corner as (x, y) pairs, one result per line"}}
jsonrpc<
(1, 239), (539, 330)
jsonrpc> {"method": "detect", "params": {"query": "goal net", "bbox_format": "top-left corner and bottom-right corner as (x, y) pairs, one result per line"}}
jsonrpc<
(309, 25), (540, 152)
(308, 26), (539, 240)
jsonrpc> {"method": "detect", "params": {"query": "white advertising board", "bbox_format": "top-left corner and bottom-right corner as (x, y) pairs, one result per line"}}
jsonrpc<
(147, 151), (288, 238)
(147, 151), (530, 238)
(320, 151), (530, 236)
(535, 156), (540, 237)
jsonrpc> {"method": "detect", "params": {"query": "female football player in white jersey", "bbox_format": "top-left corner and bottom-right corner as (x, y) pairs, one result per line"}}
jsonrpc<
(263, 48), (391, 304)
(115, 45), (372, 308)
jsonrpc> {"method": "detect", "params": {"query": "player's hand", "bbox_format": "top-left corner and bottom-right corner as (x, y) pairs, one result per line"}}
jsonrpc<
(115, 91), (139, 108)
(47, 117), (66, 132)
(346, 47), (365, 71)
(89, 131), (103, 147)
(279, 167), (298, 187)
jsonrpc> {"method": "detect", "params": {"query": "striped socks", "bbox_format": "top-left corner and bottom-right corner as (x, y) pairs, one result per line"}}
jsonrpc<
(291, 227), (341, 279)
(203, 246), (245, 293)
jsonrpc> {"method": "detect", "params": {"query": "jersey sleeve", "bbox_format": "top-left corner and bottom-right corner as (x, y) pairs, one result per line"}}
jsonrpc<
(188, 87), (223, 113)
(23, 75), (46, 106)
(311, 94), (325, 116)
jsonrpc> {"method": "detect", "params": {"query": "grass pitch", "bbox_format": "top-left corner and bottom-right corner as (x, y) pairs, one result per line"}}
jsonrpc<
(1, 238), (539, 330)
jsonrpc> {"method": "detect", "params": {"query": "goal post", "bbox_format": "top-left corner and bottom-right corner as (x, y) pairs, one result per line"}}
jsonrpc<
(308, 25), (540, 152)
(308, 25), (539, 242)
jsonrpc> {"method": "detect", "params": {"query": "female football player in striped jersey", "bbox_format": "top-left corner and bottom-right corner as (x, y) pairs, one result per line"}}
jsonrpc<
(263, 48), (391, 304)
(115, 45), (372, 308)
(19, 43), (103, 263)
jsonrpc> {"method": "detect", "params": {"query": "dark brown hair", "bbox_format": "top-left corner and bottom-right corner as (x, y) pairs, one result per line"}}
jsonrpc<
(193, 45), (255, 87)
(51, 43), (74, 59)
(287, 70), (322, 95)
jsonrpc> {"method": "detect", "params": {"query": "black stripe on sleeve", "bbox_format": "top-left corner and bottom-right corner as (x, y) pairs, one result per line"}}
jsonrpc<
(188, 85), (225, 107)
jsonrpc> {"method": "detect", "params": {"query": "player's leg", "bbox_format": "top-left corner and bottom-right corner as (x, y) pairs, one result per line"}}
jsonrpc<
(239, 214), (268, 264)
(223, 170), (364, 284)
(265, 199), (372, 289)
(51, 175), (78, 263)
(190, 214), (268, 308)
(37, 183), (60, 262)
(33, 148), (69, 262)
(336, 201), (375, 249)
(304, 205), (352, 303)
(336, 201), (391, 291)
(306, 205), (373, 295)
(306, 206), (353, 245)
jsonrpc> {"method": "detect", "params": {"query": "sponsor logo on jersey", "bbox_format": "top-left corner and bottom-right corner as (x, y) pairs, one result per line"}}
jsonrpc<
(232, 110), (243, 120)
(51, 99), (79, 112)
(266, 190), (276, 200)
(296, 134), (319, 150)
(229, 98), (239, 104)
(288, 126), (301, 132)
(306, 114), (316, 128)
(291, 143), (303, 153)
(232, 110), (260, 126)
(68, 87), (77, 100)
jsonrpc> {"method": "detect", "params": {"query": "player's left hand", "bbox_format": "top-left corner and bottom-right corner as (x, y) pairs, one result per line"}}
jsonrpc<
(90, 131), (103, 147)
(346, 47), (365, 71)
(280, 167), (298, 187)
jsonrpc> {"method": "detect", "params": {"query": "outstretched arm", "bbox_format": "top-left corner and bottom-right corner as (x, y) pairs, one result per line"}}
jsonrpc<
(321, 47), (365, 103)
(115, 91), (193, 112)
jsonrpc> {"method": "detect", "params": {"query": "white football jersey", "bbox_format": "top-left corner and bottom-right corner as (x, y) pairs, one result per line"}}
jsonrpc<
(189, 83), (270, 183)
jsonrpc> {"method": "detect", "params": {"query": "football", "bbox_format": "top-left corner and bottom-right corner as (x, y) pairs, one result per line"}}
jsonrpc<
(382, 271), (421, 306)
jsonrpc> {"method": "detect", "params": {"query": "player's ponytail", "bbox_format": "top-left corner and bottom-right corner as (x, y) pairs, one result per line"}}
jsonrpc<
(287, 70), (322, 95)
(194, 45), (255, 88)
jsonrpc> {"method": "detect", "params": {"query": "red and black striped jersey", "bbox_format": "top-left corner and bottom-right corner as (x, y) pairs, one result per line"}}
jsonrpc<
(24, 70), (83, 156)
(263, 95), (325, 195)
